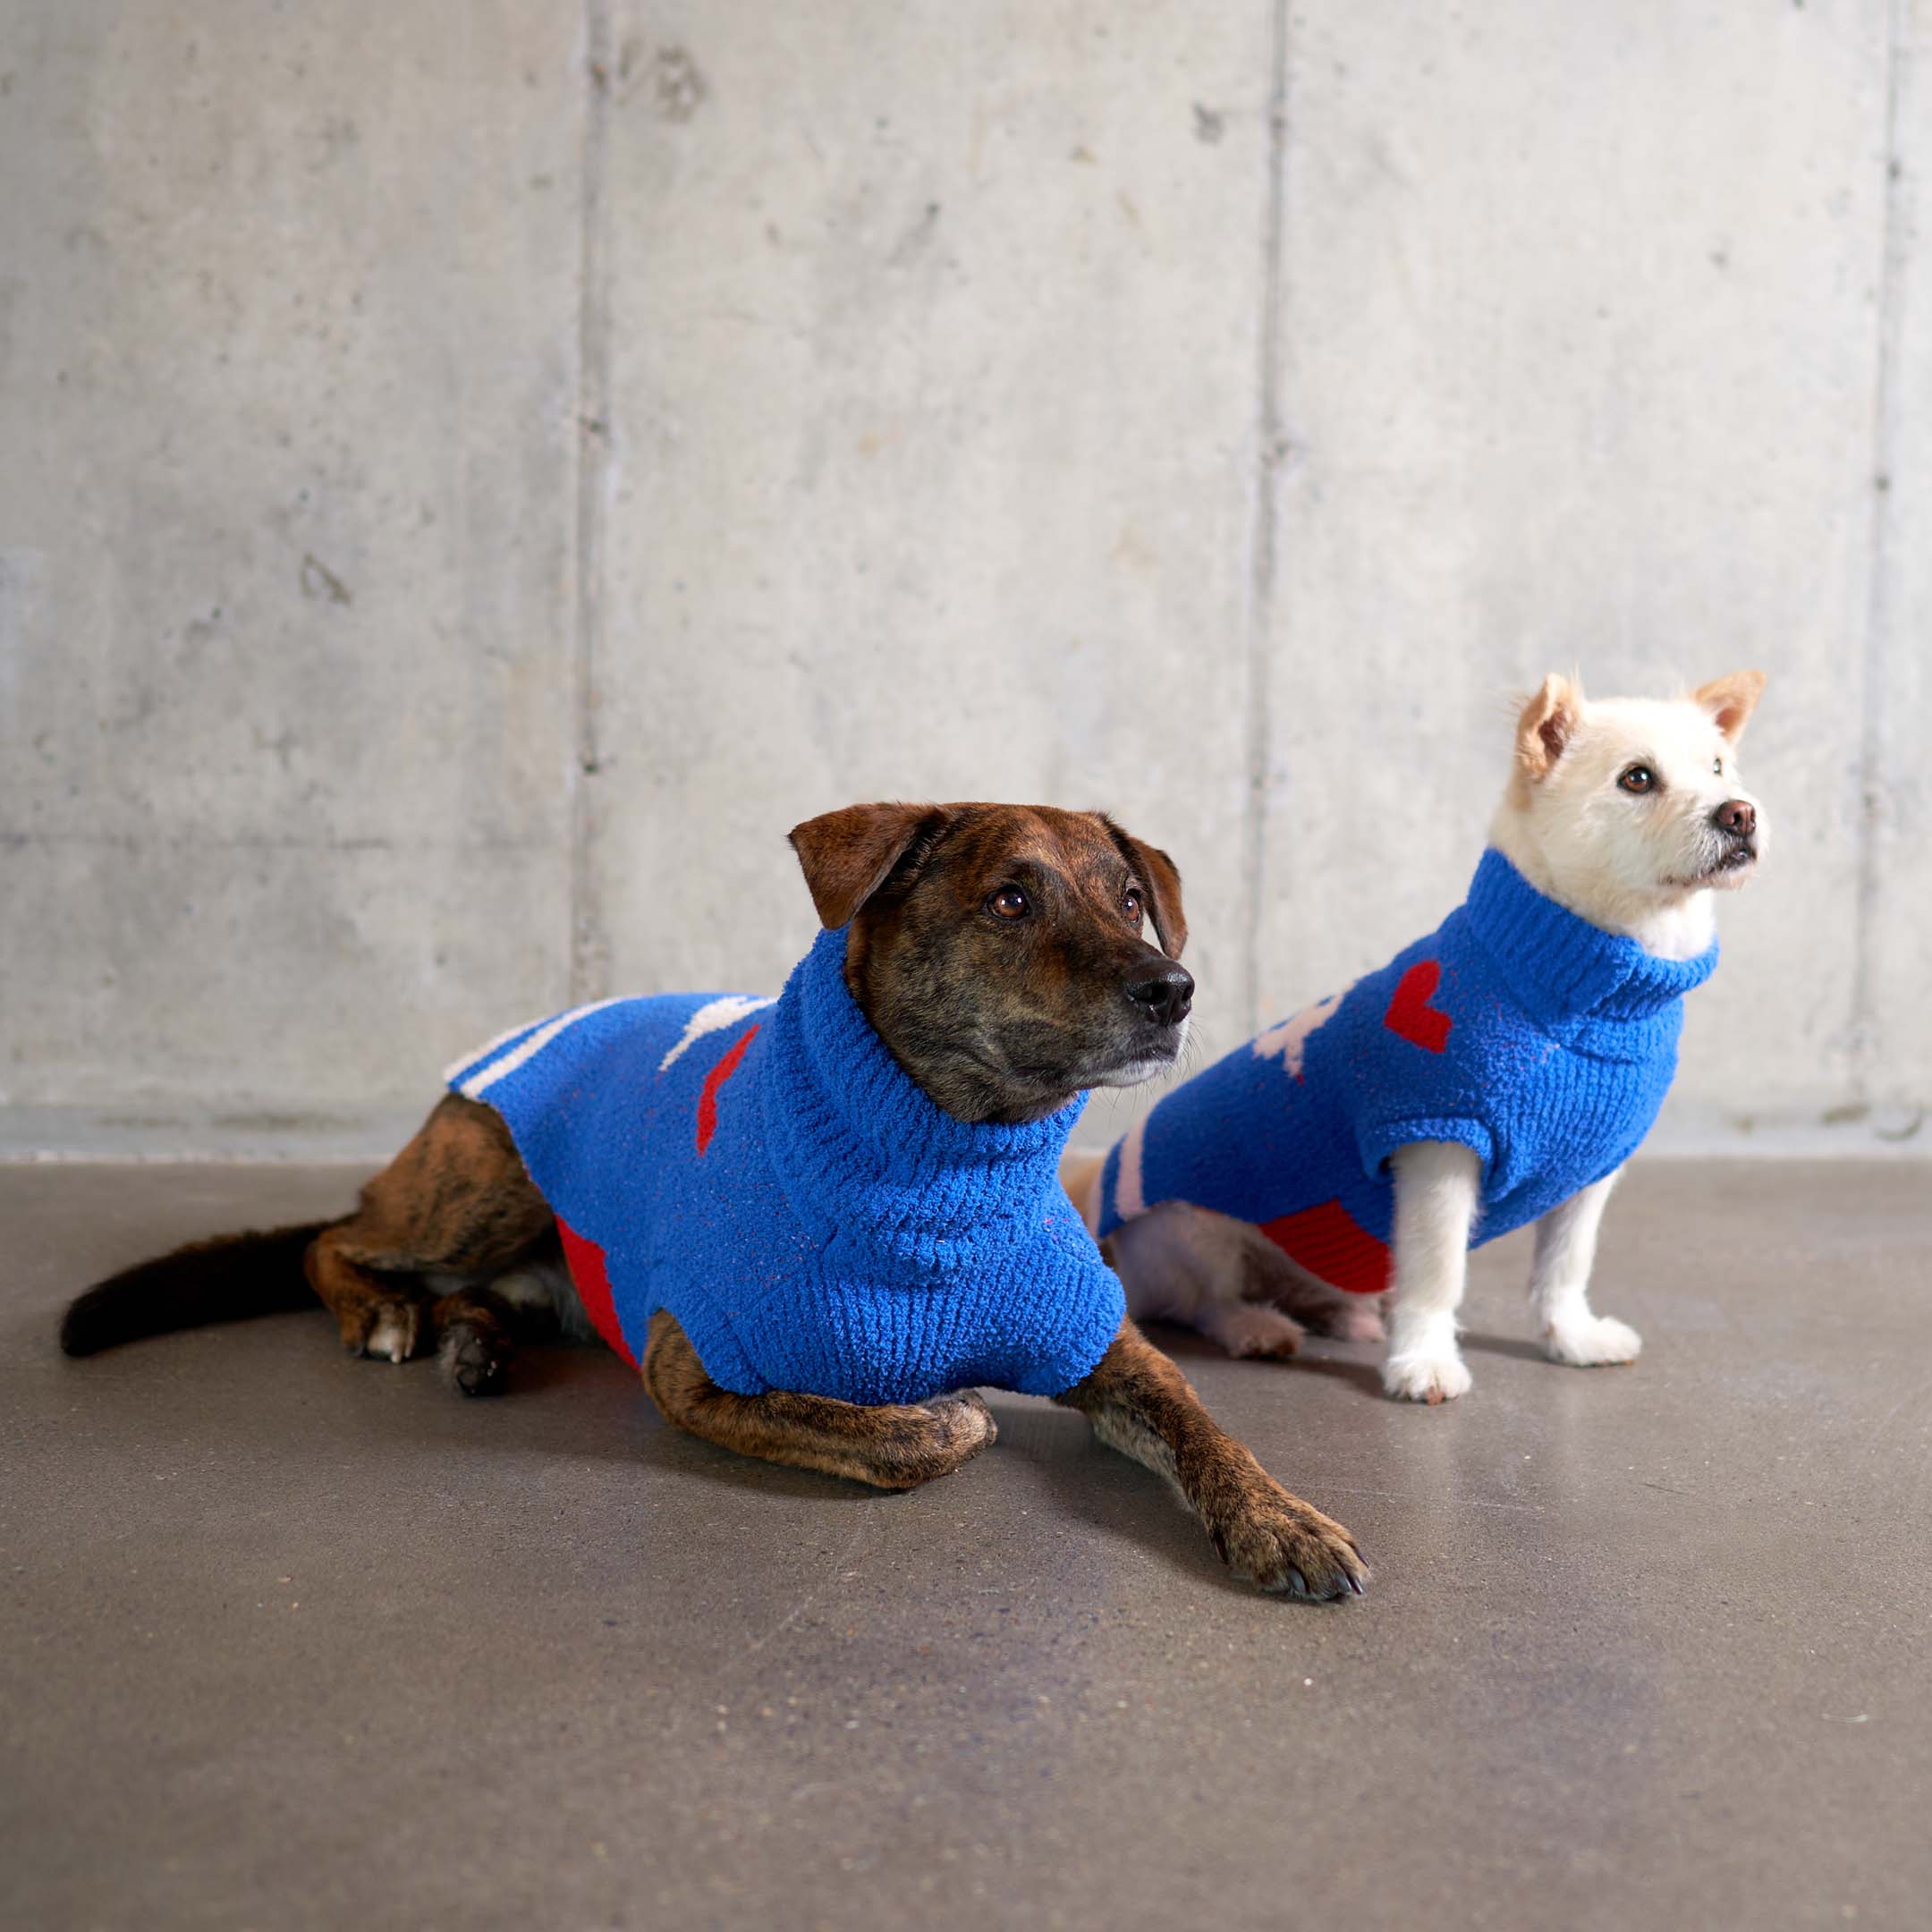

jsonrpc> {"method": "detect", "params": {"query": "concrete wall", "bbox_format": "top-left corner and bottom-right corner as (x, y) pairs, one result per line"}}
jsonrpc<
(2, 0), (1925, 1155)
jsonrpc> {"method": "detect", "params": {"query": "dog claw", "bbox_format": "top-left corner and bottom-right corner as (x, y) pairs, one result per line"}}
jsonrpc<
(1216, 1488), (1368, 1600)
(1383, 1349), (1471, 1404)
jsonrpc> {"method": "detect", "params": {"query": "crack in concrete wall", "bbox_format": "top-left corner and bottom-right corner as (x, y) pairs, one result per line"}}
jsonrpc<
(1848, 0), (1913, 1102)
(570, 0), (616, 1005)
(1240, 0), (1292, 1041)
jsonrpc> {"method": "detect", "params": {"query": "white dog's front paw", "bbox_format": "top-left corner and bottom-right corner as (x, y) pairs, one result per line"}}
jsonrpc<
(1544, 1313), (1642, 1367)
(1382, 1348), (1472, 1405)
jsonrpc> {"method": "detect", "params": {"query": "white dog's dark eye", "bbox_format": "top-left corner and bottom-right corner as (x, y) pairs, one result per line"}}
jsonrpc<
(1712, 756), (1724, 775)
(1123, 887), (1144, 923)
(1618, 765), (1657, 795)
(987, 885), (1030, 920)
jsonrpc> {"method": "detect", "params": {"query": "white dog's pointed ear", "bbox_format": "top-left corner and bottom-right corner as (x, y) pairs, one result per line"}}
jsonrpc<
(1514, 674), (1583, 783)
(1694, 670), (1766, 745)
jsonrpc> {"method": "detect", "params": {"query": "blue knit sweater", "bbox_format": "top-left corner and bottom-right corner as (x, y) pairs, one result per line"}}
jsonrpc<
(1092, 851), (1717, 1293)
(445, 927), (1124, 1404)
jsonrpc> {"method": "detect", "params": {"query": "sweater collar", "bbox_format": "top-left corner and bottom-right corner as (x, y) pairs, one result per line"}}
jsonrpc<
(761, 924), (1089, 1208)
(1462, 849), (1717, 1036)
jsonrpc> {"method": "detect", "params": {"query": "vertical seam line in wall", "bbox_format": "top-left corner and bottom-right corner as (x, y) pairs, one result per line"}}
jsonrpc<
(1240, 0), (1291, 1037)
(1848, 0), (1909, 1102)
(571, 0), (615, 1004)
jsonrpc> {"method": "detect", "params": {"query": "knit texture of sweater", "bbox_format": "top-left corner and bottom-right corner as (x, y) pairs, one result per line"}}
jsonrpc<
(445, 926), (1124, 1404)
(1092, 850), (1717, 1292)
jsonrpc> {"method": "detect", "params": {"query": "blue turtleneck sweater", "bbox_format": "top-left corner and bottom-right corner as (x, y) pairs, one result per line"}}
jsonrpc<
(445, 927), (1124, 1404)
(1092, 851), (1717, 1293)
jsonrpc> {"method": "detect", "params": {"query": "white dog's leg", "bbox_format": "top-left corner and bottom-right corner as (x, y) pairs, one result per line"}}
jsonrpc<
(1383, 1141), (1481, 1402)
(1106, 1202), (1308, 1360)
(1530, 1167), (1641, 1367)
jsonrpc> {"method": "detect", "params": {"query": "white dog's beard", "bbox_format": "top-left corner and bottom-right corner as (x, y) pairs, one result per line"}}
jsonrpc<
(1670, 839), (1756, 891)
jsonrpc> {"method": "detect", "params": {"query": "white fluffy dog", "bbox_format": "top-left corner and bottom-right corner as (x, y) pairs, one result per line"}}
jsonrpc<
(1065, 672), (1767, 1402)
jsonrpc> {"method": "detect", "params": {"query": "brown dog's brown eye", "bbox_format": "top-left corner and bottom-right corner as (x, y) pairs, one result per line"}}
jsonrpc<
(987, 886), (1030, 920)
(1123, 888), (1143, 924)
(1618, 765), (1657, 795)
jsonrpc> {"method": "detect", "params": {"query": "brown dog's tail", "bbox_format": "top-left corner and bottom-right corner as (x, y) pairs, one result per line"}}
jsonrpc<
(59, 1223), (332, 1357)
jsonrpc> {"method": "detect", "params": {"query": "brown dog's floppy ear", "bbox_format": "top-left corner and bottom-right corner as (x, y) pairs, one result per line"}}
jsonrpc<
(1514, 673), (1584, 784)
(1104, 818), (1188, 960)
(1694, 670), (1766, 746)
(788, 802), (948, 928)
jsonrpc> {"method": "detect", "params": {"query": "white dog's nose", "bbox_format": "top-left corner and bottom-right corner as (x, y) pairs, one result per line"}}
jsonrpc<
(1713, 799), (1757, 838)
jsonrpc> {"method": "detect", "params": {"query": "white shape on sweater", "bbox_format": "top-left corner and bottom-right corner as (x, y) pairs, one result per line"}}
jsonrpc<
(1251, 991), (1341, 1081)
(442, 1016), (545, 1089)
(459, 999), (627, 1100)
(657, 995), (776, 1073)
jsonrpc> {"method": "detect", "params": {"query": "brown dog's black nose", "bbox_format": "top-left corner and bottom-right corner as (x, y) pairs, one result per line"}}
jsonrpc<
(1714, 799), (1757, 838)
(1124, 963), (1194, 1028)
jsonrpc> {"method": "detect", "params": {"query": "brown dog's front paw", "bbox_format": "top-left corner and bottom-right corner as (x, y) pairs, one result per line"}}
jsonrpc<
(1210, 1485), (1368, 1601)
(862, 1389), (996, 1488)
(925, 1388), (998, 1463)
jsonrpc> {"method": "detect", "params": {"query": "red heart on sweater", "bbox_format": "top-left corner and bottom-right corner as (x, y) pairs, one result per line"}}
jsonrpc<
(1383, 959), (1452, 1054)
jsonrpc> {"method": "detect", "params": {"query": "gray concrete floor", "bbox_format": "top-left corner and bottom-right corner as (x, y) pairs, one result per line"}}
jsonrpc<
(3, 1160), (1928, 1931)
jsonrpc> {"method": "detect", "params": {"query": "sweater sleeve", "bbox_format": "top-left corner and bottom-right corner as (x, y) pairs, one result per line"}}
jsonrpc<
(1355, 1111), (1495, 1185)
(1332, 919), (1504, 1189)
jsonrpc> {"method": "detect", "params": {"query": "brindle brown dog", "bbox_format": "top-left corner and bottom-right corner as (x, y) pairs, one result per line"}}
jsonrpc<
(63, 803), (1366, 1599)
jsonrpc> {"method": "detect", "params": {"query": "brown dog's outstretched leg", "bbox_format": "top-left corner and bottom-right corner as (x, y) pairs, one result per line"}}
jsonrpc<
(1055, 1318), (1368, 1599)
(305, 1094), (555, 1394)
(640, 1311), (996, 1490)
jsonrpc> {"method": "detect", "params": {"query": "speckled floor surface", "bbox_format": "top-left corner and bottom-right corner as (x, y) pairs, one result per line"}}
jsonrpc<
(4, 1159), (1928, 1930)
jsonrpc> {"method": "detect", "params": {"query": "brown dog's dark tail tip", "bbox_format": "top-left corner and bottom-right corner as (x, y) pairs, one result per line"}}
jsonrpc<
(58, 1222), (333, 1358)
